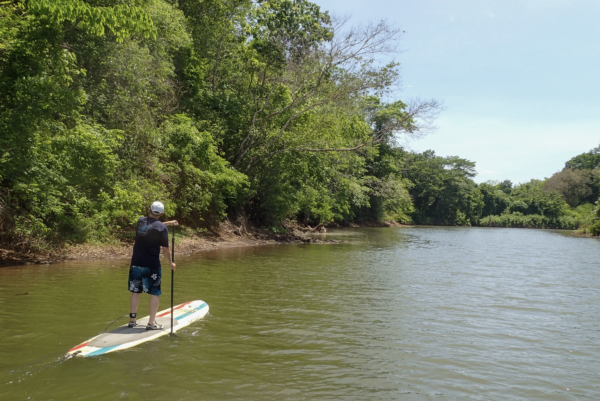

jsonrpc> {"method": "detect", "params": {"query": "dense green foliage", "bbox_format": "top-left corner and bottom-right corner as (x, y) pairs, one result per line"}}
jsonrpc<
(398, 146), (600, 231)
(1, 0), (598, 251)
(403, 150), (482, 226)
(475, 148), (600, 231)
(0, 0), (248, 248)
(0, 0), (429, 249)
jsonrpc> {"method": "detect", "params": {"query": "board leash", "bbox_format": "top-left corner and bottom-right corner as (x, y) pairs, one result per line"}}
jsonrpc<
(7, 314), (129, 374)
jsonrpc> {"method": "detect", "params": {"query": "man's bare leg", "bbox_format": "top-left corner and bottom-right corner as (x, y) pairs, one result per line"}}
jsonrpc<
(130, 292), (141, 323)
(148, 295), (160, 325)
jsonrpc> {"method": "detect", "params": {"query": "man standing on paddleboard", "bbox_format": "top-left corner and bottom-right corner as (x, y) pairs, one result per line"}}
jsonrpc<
(128, 201), (179, 330)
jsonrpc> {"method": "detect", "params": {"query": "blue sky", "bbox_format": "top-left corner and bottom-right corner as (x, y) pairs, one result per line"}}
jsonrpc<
(316, 0), (600, 184)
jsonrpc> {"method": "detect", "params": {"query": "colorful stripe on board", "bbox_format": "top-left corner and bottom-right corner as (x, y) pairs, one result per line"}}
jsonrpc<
(175, 303), (208, 321)
(68, 341), (90, 352)
(156, 301), (192, 317)
(85, 344), (121, 357)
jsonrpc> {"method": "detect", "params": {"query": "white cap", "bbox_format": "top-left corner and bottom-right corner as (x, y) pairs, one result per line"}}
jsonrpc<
(150, 201), (165, 215)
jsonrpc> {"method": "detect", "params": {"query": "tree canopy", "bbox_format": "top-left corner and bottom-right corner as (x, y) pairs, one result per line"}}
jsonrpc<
(1, 0), (598, 250)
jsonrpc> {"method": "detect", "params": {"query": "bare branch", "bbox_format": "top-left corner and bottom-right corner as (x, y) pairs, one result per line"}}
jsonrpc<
(227, 14), (439, 172)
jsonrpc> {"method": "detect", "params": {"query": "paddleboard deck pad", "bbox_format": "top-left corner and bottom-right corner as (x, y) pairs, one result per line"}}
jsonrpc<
(68, 300), (209, 357)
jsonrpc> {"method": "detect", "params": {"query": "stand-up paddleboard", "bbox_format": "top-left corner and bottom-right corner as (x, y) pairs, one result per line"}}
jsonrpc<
(67, 300), (209, 357)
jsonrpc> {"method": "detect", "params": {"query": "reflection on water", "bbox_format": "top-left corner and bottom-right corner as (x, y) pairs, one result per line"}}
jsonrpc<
(1, 227), (599, 400)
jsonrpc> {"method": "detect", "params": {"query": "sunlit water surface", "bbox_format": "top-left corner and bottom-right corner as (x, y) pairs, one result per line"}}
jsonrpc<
(1, 227), (599, 400)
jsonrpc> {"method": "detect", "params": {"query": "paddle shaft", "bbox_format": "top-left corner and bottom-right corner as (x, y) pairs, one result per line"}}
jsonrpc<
(171, 226), (175, 335)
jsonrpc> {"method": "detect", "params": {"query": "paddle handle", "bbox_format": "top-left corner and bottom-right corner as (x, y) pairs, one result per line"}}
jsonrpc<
(171, 226), (175, 335)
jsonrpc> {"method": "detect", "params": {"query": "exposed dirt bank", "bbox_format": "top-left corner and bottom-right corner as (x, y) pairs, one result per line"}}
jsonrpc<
(0, 217), (407, 267)
(0, 218), (420, 267)
(569, 230), (598, 239)
(0, 220), (344, 267)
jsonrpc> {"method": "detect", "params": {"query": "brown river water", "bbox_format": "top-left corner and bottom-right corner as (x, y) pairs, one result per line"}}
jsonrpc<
(0, 227), (599, 400)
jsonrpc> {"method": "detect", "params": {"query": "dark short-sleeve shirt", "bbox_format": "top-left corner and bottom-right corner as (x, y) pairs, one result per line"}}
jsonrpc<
(131, 216), (169, 269)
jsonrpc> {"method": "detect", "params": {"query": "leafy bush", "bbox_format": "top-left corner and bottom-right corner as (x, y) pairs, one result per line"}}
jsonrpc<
(543, 168), (594, 207)
(479, 212), (580, 229)
(161, 115), (248, 225)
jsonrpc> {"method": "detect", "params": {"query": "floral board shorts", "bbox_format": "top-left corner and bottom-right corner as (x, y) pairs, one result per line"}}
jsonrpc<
(128, 265), (162, 296)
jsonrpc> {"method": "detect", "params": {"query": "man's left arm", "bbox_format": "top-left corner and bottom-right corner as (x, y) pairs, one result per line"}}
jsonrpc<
(164, 220), (179, 227)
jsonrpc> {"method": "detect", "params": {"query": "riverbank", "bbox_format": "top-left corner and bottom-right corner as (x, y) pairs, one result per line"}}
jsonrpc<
(0, 234), (268, 268)
(3, 221), (588, 268)
(0, 217), (414, 267)
(0, 220), (340, 267)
